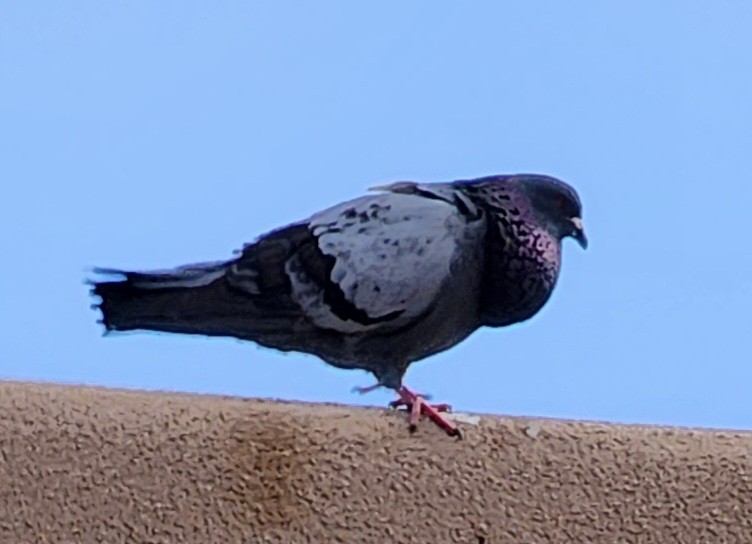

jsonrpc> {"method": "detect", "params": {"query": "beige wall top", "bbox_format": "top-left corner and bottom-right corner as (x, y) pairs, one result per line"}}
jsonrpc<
(1, 381), (750, 543)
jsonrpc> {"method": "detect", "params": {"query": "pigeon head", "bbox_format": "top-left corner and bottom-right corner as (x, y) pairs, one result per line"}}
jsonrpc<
(514, 174), (588, 249)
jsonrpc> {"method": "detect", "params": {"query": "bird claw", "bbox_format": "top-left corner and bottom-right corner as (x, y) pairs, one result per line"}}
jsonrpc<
(352, 383), (460, 438)
(351, 383), (382, 395)
(352, 384), (433, 403)
(393, 386), (461, 438)
(389, 398), (448, 412)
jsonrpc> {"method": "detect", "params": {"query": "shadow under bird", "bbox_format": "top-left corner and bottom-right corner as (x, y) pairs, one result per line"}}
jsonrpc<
(90, 174), (587, 437)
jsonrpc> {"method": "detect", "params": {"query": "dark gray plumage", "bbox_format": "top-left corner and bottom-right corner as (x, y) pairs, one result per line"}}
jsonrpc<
(91, 174), (586, 436)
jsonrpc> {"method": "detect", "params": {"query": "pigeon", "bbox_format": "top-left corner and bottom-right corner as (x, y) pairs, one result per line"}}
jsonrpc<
(91, 174), (587, 437)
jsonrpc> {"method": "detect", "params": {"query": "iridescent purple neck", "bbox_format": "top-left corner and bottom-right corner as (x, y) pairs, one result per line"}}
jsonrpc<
(457, 183), (562, 327)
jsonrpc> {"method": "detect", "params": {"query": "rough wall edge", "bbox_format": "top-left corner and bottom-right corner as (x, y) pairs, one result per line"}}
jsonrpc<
(3, 378), (741, 432)
(2, 380), (751, 543)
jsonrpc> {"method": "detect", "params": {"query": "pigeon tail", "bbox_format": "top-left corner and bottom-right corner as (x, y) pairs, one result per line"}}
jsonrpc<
(89, 265), (284, 339)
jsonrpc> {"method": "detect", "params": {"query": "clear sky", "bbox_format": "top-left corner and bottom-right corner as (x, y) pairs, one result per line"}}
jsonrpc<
(2, 2), (751, 429)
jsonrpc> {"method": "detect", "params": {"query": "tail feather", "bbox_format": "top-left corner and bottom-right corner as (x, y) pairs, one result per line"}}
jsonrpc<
(92, 262), (226, 289)
(89, 264), (295, 341)
(90, 224), (314, 347)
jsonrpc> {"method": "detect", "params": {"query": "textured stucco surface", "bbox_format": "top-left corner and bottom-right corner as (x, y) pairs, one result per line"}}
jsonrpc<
(1, 381), (751, 543)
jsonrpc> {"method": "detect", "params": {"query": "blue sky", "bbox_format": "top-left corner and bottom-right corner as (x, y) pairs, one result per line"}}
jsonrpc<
(2, 2), (751, 429)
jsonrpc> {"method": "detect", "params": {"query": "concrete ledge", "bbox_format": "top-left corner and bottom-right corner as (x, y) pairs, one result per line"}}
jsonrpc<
(1, 381), (751, 543)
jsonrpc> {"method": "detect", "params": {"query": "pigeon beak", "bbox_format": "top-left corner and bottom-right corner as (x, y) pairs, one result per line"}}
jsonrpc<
(570, 217), (588, 249)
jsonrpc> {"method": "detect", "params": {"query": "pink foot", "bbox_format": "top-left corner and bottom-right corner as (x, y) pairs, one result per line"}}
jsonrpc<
(391, 386), (461, 438)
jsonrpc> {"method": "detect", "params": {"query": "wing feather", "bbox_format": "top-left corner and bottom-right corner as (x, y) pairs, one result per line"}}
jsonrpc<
(224, 191), (478, 336)
(298, 193), (470, 332)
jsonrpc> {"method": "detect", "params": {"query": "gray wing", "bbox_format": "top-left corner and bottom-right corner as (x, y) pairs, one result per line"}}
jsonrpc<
(281, 191), (476, 334)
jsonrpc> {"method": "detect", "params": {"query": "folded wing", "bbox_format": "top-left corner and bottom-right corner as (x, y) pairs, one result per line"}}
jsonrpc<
(230, 191), (473, 336)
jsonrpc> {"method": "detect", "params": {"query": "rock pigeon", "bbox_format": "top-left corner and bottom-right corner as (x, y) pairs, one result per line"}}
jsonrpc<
(91, 174), (587, 437)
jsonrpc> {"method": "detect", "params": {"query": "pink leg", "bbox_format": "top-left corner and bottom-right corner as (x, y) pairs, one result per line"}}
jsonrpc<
(351, 383), (461, 438)
(393, 386), (461, 438)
